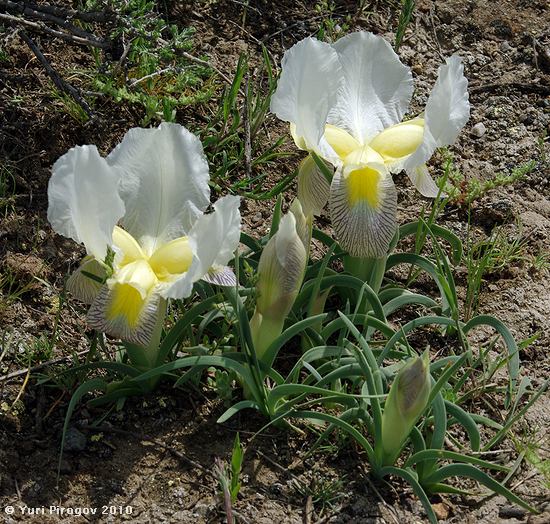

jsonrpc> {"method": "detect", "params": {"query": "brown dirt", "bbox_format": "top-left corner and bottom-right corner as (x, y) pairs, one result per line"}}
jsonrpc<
(1, 1), (549, 523)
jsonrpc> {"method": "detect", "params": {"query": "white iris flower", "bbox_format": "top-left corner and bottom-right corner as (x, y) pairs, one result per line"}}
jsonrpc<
(270, 32), (470, 257)
(48, 123), (241, 346)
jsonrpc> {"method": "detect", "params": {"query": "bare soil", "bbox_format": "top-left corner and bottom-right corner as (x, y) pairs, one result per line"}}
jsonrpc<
(1, 1), (549, 523)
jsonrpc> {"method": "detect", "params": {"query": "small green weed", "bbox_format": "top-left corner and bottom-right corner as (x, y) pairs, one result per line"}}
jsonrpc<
(292, 473), (345, 511)
(464, 227), (529, 320)
(315, 1), (351, 42)
(81, 0), (214, 124)
(201, 50), (294, 199)
(445, 155), (536, 206)
(395, 0), (415, 51)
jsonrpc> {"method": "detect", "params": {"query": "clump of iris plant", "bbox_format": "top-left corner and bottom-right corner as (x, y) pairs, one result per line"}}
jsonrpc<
(270, 31), (470, 263)
(48, 123), (241, 370)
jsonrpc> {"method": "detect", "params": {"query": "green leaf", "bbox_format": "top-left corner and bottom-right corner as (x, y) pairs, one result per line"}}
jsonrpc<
(293, 410), (375, 462)
(463, 315), (520, 391)
(217, 400), (260, 423)
(158, 294), (222, 364)
(262, 314), (328, 369)
(445, 400), (480, 452)
(399, 221), (463, 265)
(424, 464), (537, 513)
(405, 449), (508, 472)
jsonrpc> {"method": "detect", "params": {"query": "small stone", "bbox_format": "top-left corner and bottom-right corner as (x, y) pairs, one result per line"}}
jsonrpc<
(500, 40), (512, 52)
(64, 427), (87, 451)
(471, 122), (487, 138)
(433, 502), (450, 520)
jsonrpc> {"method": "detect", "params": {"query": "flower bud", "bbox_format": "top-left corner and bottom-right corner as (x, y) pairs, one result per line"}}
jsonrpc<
(256, 212), (306, 319)
(252, 211), (307, 359)
(289, 198), (311, 255)
(381, 350), (431, 465)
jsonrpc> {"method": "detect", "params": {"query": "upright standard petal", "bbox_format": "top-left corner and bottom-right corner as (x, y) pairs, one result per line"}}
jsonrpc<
(328, 32), (413, 145)
(107, 123), (211, 255)
(270, 37), (342, 158)
(163, 195), (241, 298)
(403, 55), (470, 172)
(48, 145), (125, 261)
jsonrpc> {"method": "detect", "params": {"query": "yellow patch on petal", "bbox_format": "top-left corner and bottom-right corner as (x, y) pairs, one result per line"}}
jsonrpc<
(343, 146), (386, 209)
(149, 236), (193, 280)
(106, 259), (158, 328)
(369, 119), (425, 161)
(324, 124), (361, 159)
(112, 226), (145, 265)
(106, 283), (146, 328)
(347, 167), (381, 208)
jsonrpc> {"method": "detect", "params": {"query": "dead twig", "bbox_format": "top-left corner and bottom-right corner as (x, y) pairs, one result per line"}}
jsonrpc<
(18, 30), (94, 119)
(0, 0), (113, 23)
(303, 495), (314, 524)
(0, 348), (89, 383)
(1, 0), (104, 42)
(0, 12), (109, 49)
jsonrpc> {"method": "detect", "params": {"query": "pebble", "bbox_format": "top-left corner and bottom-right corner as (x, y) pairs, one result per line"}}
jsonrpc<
(64, 427), (87, 451)
(471, 122), (487, 138)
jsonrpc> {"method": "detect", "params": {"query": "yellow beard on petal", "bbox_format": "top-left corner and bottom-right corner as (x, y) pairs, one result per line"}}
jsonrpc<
(106, 283), (147, 328)
(347, 167), (381, 209)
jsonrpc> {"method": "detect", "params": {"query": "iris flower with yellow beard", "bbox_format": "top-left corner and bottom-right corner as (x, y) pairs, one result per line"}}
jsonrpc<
(270, 31), (470, 258)
(48, 123), (241, 350)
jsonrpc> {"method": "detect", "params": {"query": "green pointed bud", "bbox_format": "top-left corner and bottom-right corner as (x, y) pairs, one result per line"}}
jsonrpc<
(252, 211), (307, 359)
(297, 154), (331, 216)
(381, 350), (431, 465)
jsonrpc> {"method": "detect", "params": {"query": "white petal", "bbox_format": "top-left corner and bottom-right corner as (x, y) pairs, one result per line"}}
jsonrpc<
(329, 169), (397, 258)
(328, 32), (413, 144)
(297, 155), (331, 216)
(270, 37), (342, 159)
(406, 164), (442, 198)
(66, 256), (106, 304)
(162, 195), (241, 299)
(47, 145), (124, 261)
(403, 55), (470, 171)
(201, 265), (237, 287)
(107, 123), (210, 255)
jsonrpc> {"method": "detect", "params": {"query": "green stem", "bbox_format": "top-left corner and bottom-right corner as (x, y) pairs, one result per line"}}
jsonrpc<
(123, 298), (167, 392)
(250, 308), (284, 363)
(344, 255), (387, 293)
